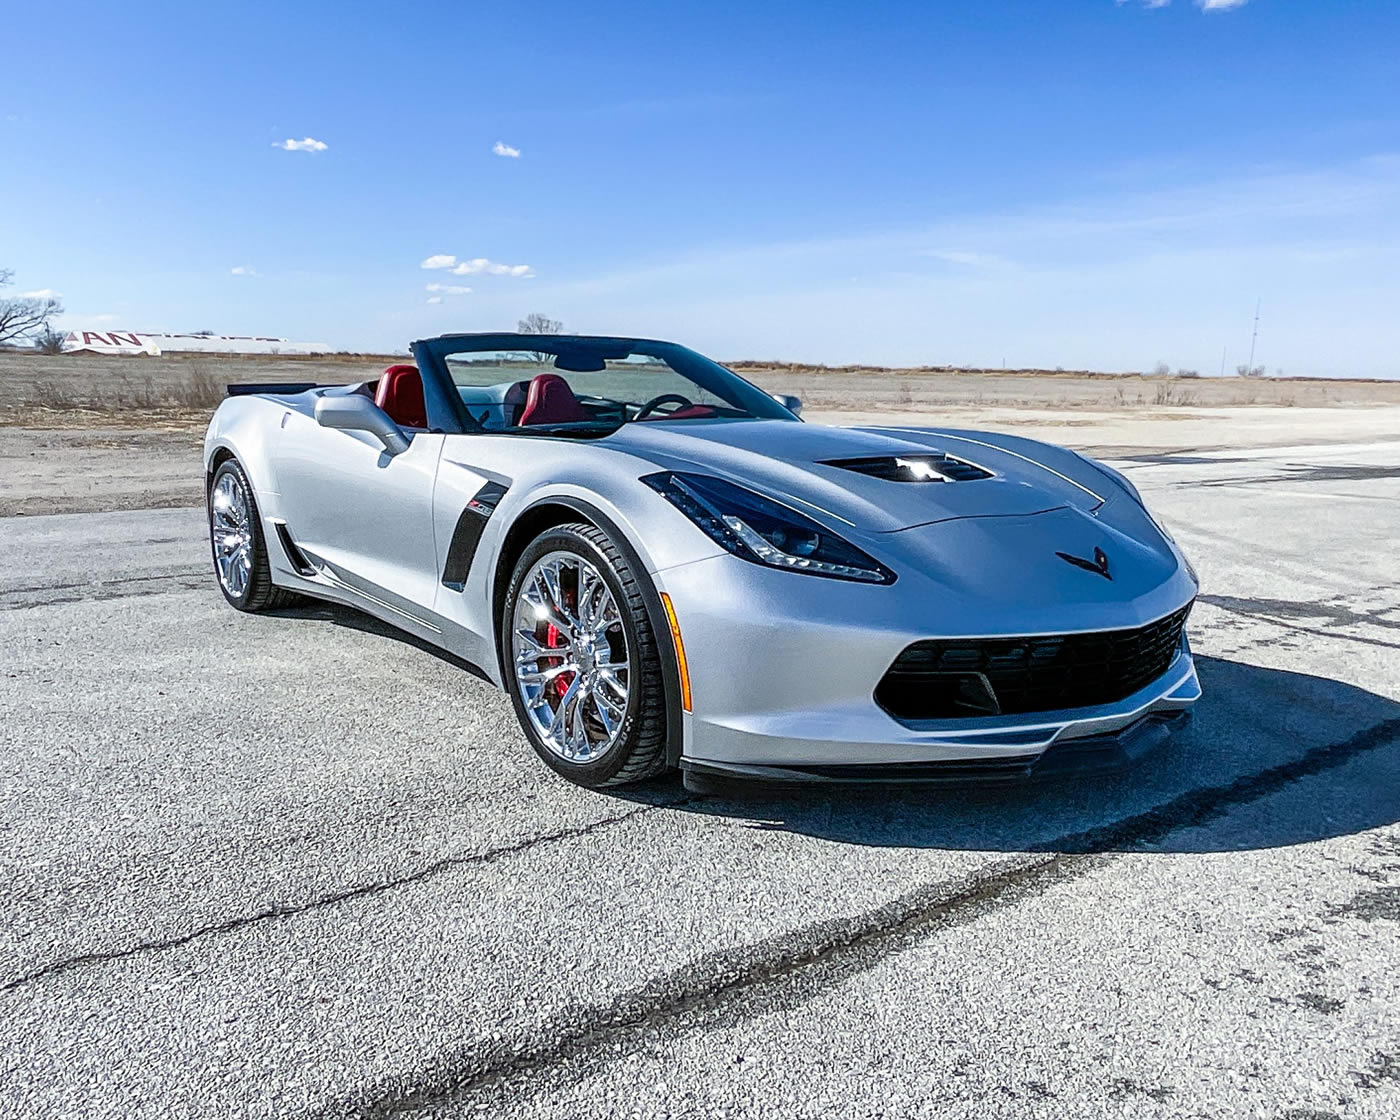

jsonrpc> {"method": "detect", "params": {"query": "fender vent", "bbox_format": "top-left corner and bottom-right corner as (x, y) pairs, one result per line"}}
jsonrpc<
(825, 454), (993, 483)
(441, 481), (510, 591)
(273, 522), (318, 576)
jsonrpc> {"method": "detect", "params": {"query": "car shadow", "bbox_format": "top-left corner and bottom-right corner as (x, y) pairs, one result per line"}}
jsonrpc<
(617, 657), (1400, 856)
(261, 601), (1400, 856)
(268, 598), (496, 685)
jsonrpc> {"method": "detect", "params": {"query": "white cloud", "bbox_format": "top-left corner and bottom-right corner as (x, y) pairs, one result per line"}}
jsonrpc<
(20, 288), (60, 299)
(421, 254), (534, 277)
(493, 141), (522, 158)
(274, 137), (328, 152)
(1120, 0), (1249, 8)
(426, 296), (443, 305)
(425, 283), (472, 295)
(451, 257), (534, 277)
(230, 266), (259, 276)
(93, 313), (118, 323)
(923, 250), (1013, 268)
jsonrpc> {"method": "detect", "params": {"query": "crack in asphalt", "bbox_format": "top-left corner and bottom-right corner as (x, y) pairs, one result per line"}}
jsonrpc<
(1198, 595), (1400, 652)
(320, 716), (1400, 1118)
(0, 568), (209, 610)
(0, 799), (687, 994)
(1037, 718), (1400, 853)
(329, 852), (1097, 1119)
(1190, 464), (1400, 489)
(1198, 593), (1400, 634)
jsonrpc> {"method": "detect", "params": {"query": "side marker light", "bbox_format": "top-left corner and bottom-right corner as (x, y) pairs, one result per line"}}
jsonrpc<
(659, 592), (692, 713)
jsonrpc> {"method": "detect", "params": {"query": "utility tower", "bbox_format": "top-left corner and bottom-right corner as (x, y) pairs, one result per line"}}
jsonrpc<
(1245, 299), (1261, 376)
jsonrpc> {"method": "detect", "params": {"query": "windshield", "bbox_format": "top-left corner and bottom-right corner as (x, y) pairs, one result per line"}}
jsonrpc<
(435, 336), (797, 434)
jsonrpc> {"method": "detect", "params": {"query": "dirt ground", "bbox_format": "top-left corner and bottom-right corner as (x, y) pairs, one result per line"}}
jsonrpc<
(2, 351), (1398, 516)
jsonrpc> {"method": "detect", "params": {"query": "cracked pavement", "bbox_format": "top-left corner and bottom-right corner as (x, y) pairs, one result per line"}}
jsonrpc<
(2, 437), (1399, 1118)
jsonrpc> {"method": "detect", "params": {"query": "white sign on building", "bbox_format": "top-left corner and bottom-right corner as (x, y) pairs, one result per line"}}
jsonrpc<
(63, 331), (331, 356)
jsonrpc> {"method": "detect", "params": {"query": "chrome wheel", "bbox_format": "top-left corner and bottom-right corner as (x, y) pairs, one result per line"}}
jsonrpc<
(210, 471), (253, 599)
(511, 550), (630, 763)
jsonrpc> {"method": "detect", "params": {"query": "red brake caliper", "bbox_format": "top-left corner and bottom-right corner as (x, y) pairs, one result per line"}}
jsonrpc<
(544, 622), (574, 701)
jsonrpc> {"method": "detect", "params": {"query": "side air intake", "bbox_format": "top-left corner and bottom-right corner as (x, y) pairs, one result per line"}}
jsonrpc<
(824, 454), (994, 483)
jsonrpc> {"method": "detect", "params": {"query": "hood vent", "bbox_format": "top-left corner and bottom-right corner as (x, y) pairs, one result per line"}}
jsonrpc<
(824, 453), (994, 484)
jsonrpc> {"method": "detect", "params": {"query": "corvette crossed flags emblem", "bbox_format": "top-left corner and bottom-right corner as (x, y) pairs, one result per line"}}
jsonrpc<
(1056, 546), (1112, 581)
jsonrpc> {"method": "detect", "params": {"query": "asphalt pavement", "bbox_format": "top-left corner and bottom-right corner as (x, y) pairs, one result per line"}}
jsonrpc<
(2, 439), (1398, 1119)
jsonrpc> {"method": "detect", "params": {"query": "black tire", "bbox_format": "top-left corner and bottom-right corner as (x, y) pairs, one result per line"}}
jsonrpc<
(208, 458), (300, 613)
(501, 522), (669, 788)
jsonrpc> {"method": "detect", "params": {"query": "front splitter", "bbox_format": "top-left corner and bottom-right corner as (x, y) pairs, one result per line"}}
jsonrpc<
(679, 711), (1192, 796)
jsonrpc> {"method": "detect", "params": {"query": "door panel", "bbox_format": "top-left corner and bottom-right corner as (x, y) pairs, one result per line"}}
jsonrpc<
(275, 412), (444, 612)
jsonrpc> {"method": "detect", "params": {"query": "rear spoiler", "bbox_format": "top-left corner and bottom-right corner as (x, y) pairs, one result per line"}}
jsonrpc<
(225, 382), (326, 397)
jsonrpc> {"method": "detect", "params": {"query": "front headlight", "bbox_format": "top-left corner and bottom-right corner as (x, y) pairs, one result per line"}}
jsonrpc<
(642, 471), (896, 584)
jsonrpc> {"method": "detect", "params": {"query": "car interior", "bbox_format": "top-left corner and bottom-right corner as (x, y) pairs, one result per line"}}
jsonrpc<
(368, 363), (722, 432)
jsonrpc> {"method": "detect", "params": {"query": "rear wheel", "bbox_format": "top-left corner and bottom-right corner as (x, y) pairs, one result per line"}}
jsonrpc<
(208, 458), (298, 612)
(502, 522), (669, 788)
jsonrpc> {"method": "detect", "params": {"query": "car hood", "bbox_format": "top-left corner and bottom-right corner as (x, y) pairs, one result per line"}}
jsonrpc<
(602, 419), (1115, 533)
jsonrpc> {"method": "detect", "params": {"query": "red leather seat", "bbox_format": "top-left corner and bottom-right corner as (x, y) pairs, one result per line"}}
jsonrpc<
(375, 364), (427, 429)
(518, 373), (589, 426)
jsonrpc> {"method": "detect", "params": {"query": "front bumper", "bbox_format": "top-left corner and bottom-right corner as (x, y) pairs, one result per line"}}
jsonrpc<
(658, 550), (1201, 786)
(680, 709), (1195, 792)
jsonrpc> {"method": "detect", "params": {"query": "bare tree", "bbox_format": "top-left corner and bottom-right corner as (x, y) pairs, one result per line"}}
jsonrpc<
(1236, 363), (1266, 378)
(0, 269), (65, 346)
(33, 326), (67, 355)
(517, 312), (563, 364)
(518, 312), (563, 336)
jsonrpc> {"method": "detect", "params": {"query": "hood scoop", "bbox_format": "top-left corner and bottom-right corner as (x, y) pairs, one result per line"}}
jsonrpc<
(824, 453), (994, 484)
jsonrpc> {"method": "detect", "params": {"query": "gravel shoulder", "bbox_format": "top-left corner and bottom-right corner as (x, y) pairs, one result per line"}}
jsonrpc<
(0, 425), (204, 517)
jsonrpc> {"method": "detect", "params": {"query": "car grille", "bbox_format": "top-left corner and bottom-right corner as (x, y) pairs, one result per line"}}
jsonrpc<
(875, 603), (1192, 721)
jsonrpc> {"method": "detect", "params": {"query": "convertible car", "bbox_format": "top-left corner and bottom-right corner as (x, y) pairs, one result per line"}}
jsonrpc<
(204, 333), (1200, 790)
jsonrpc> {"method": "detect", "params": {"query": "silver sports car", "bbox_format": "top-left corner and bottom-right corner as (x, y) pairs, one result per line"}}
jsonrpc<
(204, 333), (1200, 790)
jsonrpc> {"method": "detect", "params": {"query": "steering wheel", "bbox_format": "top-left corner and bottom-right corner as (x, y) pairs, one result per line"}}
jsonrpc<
(633, 393), (695, 420)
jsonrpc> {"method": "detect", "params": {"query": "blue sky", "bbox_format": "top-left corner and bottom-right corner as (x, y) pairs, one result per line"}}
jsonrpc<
(4, 0), (1399, 375)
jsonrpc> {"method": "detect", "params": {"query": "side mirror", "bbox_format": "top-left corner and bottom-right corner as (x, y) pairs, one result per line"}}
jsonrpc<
(314, 394), (412, 456)
(772, 392), (803, 417)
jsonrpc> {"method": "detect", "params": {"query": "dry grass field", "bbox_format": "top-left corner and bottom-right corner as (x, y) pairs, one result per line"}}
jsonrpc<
(4, 351), (1400, 426)
(2, 349), (1398, 517)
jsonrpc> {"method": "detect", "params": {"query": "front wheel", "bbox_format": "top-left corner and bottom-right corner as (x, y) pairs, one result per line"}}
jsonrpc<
(502, 522), (669, 788)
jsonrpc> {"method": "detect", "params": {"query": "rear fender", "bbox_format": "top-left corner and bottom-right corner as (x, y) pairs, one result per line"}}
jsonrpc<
(203, 396), (290, 513)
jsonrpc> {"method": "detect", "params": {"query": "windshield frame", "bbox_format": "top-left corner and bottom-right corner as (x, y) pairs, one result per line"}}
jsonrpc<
(410, 333), (800, 436)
